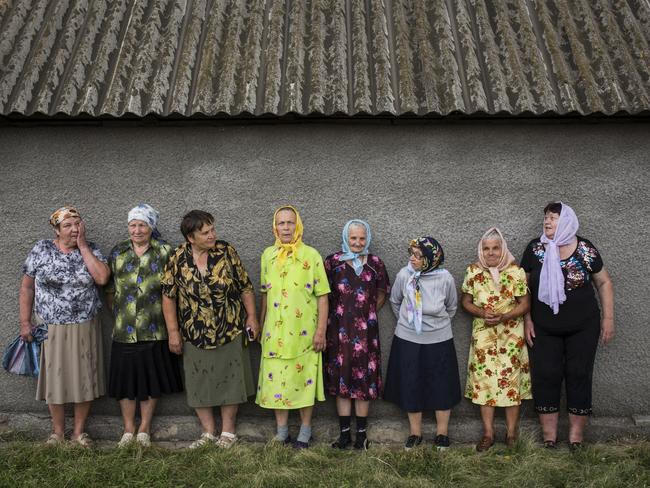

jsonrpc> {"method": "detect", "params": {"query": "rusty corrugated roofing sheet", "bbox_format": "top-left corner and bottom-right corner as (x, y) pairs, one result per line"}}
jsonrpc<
(1, 0), (649, 118)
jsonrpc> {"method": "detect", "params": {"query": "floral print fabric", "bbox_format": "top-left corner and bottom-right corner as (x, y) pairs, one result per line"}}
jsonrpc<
(256, 244), (330, 409)
(462, 264), (532, 407)
(521, 236), (603, 328)
(105, 238), (172, 343)
(324, 253), (389, 400)
(161, 241), (254, 350)
(258, 244), (330, 359)
(23, 240), (106, 325)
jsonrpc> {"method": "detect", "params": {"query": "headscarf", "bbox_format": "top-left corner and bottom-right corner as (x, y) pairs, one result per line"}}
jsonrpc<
(128, 203), (161, 239)
(273, 205), (304, 267)
(49, 206), (80, 227)
(339, 219), (372, 276)
(477, 227), (515, 288)
(405, 237), (444, 335)
(539, 202), (579, 314)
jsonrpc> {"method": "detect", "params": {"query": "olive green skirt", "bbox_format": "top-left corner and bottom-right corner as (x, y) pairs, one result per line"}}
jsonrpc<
(182, 334), (254, 408)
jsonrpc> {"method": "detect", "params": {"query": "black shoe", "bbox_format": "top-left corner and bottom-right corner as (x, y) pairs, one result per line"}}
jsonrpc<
(543, 440), (557, 449)
(292, 439), (310, 449)
(353, 434), (369, 450)
(331, 431), (352, 449)
(404, 435), (423, 450)
(569, 442), (583, 452)
(434, 434), (450, 450)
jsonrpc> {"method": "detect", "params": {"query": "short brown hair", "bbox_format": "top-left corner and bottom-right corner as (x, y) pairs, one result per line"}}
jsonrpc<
(543, 202), (563, 215)
(180, 210), (214, 241)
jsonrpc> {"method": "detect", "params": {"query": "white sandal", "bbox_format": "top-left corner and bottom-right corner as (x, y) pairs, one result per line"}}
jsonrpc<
(117, 432), (135, 448)
(216, 432), (238, 449)
(45, 433), (65, 446)
(70, 432), (93, 448)
(136, 432), (151, 447)
(188, 432), (218, 449)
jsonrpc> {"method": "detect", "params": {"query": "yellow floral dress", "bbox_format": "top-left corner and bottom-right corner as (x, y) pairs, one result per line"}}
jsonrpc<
(462, 264), (532, 407)
(255, 243), (330, 409)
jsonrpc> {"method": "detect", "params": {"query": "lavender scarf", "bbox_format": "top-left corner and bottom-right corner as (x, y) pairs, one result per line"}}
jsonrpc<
(539, 202), (579, 314)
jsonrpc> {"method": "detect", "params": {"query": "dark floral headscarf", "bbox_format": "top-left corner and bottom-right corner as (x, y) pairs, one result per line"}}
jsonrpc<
(409, 237), (444, 274)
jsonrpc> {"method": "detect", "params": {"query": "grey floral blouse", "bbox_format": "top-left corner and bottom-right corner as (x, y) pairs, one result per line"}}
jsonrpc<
(23, 240), (107, 325)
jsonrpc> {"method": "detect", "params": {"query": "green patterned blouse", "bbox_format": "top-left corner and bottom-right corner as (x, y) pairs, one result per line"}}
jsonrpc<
(161, 241), (254, 350)
(106, 238), (173, 343)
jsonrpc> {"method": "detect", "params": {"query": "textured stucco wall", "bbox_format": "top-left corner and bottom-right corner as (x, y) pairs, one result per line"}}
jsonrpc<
(0, 122), (648, 419)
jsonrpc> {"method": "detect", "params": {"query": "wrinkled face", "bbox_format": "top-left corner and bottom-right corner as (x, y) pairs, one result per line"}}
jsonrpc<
(55, 216), (81, 246)
(188, 222), (216, 250)
(347, 225), (367, 253)
(544, 211), (560, 239)
(408, 246), (424, 271)
(275, 209), (297, 244)
(482, 238), (502, 268)
(128, 219), (152, 246)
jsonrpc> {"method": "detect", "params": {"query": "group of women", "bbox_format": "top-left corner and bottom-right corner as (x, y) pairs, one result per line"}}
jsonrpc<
(17, 202), (614, 451)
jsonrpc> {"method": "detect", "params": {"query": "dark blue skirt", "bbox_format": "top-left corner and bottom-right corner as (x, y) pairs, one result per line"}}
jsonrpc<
(383, 336), (461, 412)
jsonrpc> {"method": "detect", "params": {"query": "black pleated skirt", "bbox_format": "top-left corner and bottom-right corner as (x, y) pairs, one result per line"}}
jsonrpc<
(383, 336), (461, 412)
(108, 340), (183, 401)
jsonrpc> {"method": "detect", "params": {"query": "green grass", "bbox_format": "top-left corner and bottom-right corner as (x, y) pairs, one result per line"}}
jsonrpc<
(0, 438), (649, 487)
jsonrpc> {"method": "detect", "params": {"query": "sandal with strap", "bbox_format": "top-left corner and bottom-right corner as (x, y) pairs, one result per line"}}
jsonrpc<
(70, 433), (93, 448)
(543, 440), (557, 449)
(45, 433), (65, 446)
(216, 432), (238, 449)
(476, 436), (494, 452)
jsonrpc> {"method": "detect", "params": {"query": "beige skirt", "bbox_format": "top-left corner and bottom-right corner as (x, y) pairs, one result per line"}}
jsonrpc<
(36, 315), (105, 404)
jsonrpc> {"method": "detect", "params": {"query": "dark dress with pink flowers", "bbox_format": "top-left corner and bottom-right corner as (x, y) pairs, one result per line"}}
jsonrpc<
(324, 253), (390, 400)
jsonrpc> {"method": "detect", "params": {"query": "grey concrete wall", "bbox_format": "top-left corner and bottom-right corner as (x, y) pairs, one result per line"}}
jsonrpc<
(0, 121), (648, 420)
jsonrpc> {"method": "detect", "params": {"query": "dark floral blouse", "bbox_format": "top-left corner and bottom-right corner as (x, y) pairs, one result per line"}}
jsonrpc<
(161, 241), (254, 349)
(105, 238), (172, 343)
(521, 236), (604, 329)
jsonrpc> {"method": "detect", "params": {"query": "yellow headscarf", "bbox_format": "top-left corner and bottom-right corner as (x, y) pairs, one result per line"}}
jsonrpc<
(273, 205), (304, 267)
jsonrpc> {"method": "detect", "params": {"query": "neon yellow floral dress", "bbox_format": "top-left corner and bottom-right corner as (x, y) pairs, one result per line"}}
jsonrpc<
(462, 264), (532, 407)
(255, 244), (330, 409)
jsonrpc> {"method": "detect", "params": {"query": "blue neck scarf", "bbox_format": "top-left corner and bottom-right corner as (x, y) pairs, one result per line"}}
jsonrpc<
(339, 219), (372, 276)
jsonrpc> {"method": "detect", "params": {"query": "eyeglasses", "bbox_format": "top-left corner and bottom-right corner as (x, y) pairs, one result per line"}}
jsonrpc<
(408, 248), (423, 260)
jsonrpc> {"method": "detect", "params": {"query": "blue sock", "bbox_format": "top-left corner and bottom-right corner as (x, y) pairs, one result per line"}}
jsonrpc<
(297, 425), (312, 444)
(276, 424), (289, 441)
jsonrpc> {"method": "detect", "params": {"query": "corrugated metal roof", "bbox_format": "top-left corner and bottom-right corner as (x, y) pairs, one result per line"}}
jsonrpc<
(1, 0), (649, 117)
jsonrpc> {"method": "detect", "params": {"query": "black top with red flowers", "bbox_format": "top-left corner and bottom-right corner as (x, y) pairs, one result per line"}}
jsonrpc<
(521, 236), (603, 330)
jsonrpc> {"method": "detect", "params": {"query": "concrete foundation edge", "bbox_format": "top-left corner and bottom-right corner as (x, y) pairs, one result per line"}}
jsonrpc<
(1, 413), (648, 445)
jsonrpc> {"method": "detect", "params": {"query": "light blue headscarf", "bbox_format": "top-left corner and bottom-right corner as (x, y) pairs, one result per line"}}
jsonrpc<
(128, 203), (162, 239)
(339, 219), (372, 276)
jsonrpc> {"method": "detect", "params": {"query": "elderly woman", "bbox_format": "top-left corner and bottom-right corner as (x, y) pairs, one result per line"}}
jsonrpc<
(18, 207), (109, 446)
(522, 202), (614, 449)
(461, 228), (531, 451)
(256, 206), (330, 449)
(161, 210), (259, 449)
(105, 204), (183, 448)
(324, 220), (390, 450)
(384, 237), (461, 450)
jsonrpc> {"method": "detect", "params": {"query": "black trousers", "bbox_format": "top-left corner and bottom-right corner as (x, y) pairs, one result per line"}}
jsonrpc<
(529, 317), (600, 415)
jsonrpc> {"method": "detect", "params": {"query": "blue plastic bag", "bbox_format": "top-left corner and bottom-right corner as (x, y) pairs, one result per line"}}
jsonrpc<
(2, 325), (48, 377)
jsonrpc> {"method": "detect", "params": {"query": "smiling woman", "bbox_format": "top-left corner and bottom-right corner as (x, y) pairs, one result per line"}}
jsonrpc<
(324, 219), (390, 450)
(161, 210), (259, 450)
(521, 202), (615, 450)
(461, 227), (531, 452)
(104, 204), (183, 449)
